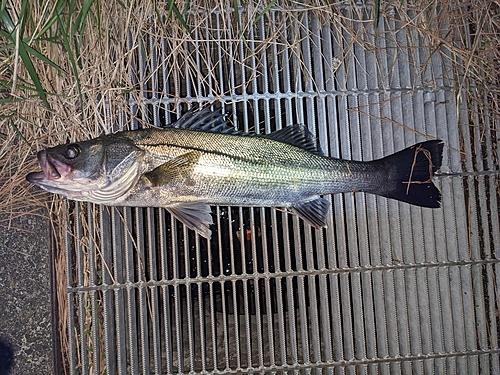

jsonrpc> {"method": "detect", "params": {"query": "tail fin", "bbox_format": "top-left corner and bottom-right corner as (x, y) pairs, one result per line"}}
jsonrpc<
(372, 140), (444, 208)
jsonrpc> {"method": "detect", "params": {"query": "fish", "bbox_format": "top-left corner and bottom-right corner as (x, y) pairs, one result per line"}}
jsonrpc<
(26, 107), (444, 238)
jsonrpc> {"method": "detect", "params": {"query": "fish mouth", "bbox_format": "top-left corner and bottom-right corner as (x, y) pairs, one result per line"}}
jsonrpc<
(26, 150), (71, 183)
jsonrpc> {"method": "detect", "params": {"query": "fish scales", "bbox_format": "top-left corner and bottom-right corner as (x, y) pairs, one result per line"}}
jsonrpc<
(120, 127), (378, 206)
(26, 108), (444, 238)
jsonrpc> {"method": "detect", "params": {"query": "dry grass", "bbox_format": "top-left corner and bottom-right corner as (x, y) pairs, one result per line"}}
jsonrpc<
(0, 0), (498, 372)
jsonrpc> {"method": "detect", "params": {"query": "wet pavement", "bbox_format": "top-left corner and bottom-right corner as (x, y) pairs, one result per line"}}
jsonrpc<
(0, 209), (53, 375)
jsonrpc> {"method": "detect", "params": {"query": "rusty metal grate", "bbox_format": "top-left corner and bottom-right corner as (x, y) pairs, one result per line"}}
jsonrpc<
(60, 4), (500, 375)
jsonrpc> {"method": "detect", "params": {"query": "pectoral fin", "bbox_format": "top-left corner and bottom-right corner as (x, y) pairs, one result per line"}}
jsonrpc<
(290, 197), (331, 229)
(167, 201), (213, 238)
(145, 151), (202, 187)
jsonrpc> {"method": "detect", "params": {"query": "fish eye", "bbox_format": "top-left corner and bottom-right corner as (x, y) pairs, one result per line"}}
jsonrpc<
(64, 144), (81, 159)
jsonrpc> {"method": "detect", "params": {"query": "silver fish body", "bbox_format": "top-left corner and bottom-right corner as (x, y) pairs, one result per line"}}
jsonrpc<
(27, 108), (443, 238)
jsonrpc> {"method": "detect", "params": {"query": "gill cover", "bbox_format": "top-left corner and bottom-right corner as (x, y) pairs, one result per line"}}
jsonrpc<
(86, 146), (144, 203)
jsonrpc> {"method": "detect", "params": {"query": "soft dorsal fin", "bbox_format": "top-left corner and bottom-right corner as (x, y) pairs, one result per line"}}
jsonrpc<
(262, 124), (324, 156)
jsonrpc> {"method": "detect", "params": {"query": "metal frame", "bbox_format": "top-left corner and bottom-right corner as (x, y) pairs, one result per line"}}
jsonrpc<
(59, 5), (500, 375)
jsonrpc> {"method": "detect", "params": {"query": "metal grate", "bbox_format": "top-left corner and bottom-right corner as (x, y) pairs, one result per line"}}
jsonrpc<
(61, 4), (500, 375)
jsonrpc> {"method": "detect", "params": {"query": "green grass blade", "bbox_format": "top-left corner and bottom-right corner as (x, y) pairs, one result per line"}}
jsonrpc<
(0, 6), (51, 107)
(9, 118), (29, 145)
(36, 1), (66, 37)
(0, 34), (64, 73)
(0, 97), (24, 103)
(19, 0), (28, 36)
(232, 0), (241, 31)
(95, 0), (101, 36)
(0, 7), (16, 33)
(253, 0), (276, 26)
(163, 0), (191, 34)
(24, 43), (65, 73)
(56, 12), (83, 109)
(16, 40), (50, 107)
(72, 0), (95, 37)
(182, 0), (190, 17)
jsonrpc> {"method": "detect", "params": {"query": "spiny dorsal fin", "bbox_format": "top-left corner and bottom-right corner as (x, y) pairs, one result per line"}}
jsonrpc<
(262, 124), (324, 156)
(168, 107), (239, 134)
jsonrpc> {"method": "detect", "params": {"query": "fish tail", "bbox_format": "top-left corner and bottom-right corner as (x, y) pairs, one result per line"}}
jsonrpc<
(371, 140), (444, 208)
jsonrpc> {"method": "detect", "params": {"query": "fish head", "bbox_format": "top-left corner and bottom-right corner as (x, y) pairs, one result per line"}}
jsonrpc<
(26, 135), (145, 204)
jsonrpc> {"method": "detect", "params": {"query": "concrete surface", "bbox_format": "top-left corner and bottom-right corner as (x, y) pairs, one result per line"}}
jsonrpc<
(0, 209), (54, 375)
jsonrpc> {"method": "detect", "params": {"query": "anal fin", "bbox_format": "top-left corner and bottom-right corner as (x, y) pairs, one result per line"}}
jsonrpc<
(290, 197), (331, 229)
(167, 201), (213, 238)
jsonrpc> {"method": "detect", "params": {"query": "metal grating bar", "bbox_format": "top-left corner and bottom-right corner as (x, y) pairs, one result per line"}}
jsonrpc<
(62, 4), (500, 375)
(65, 201), (77, 375)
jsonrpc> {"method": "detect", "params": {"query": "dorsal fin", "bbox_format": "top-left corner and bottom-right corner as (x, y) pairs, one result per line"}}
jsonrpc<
(165, 108), (324, 155)
(168, 107), (239, 134)
(262, 124), (324, 156)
